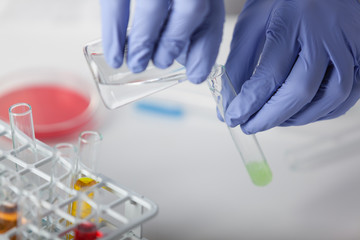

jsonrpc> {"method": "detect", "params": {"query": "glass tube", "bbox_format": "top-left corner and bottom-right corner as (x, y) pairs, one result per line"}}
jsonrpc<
(46, 143), (77, 232)
(68, 131), (102, 239)
(17, 192), (42, 240)
(54, 143), (78, 189)
(72, 131), (102, 218)
(0, 172), (19, 240)
(9, 103), (38, 165)
(77, 131), (102, 175)
(206, 65), (272, 186)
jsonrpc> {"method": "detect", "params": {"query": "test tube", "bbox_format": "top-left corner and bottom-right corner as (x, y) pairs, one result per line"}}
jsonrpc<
(73, 131), (102, 204)
(0, 172), (19, 240)
(53, 143), (78, 191)
(49, 144), (77, 232)
(17, 192), (43, 240)
(206, 65), (272, 186)
(9, 103), (38, 165)
(69, 132), (102, 235)
(77, 131), (102, 176)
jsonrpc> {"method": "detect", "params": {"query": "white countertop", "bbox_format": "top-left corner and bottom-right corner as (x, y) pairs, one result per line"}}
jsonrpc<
(1, 1), (360, 239)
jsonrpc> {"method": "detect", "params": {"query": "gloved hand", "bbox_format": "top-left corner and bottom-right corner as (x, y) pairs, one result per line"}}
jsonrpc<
(225, 0), (360, 134)
(100, 0), (225, 84)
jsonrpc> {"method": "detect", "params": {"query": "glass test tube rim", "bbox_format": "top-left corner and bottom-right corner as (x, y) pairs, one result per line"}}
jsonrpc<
(79, 131), (103, 144)
(54, 142), (78, 164)
(8, 102), (32, 117)
(209, 64), (225, 80)
(54, 143), (78, 152)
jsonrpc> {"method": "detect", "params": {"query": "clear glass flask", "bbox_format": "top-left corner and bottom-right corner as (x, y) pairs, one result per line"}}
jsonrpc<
(207, 65), (272, 186)
(84, 39), (187, 109)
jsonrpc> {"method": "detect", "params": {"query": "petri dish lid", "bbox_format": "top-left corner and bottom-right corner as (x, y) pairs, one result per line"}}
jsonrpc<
(0, 69), (99, 139)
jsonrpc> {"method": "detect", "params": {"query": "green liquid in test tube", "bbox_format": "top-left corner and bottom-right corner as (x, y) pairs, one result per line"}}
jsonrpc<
(245, 162), (272, 186)
(206, 65), (272, 186)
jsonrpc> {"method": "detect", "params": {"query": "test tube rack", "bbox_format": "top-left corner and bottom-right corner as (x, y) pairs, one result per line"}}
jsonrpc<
(0, 119), (158, 240)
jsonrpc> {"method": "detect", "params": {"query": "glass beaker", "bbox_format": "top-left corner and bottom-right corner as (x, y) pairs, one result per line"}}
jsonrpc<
(207, 65), (272, 186)
(83, 39), (187, 109)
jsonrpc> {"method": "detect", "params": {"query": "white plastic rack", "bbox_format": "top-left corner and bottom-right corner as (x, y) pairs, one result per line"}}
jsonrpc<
(0, 119), (158, 240)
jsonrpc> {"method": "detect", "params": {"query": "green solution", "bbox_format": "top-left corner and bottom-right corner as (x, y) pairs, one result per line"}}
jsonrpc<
(245, 161), (272, 186)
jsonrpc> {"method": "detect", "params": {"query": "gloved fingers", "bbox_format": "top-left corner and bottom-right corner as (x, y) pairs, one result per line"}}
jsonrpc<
(281, 48), (354, 126)
(216, 107), (224, 122)
(100, 0), (130, 68)
(175, 41), (189, 66)
(317, 65), (360, 120)
(239, 50), (329, 134)
(184, 0), (225, 84)
(127, 0), (169, 73)
(152, 0), (210, 69)
(225, 0), (274, 93)
(224, 2), (300, 127)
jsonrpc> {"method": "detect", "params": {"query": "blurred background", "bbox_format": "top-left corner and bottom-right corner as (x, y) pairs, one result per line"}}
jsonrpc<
(1, 0), (360, 239)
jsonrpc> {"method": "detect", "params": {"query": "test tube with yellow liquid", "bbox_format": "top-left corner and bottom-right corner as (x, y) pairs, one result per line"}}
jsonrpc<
(207, 65), (272, 186)
(68, 131), (102, 239)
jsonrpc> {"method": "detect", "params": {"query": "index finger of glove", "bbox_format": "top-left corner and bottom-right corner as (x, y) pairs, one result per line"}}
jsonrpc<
(100, 0), (130, 68)
(152, 0), (210, 69)
(225, 0), (274, 93)
(185, 0), (225, 84)
(127, 0), (169, 73)
(225, 2), (300, 126)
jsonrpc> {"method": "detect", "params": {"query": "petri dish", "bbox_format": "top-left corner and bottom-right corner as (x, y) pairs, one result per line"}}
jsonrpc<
(0, 69), (99, 139)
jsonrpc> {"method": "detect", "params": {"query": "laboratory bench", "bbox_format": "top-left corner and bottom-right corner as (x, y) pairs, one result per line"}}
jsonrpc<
(1, 1), (360, 239)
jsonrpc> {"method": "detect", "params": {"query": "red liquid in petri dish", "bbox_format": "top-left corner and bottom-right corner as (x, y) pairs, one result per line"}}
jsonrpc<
(0, 85), (92, 139)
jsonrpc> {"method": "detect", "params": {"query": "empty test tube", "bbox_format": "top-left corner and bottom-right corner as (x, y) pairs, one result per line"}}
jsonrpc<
(9, 103), (38, 165)
(77, 131), (102, 177)
(47, 143), (78, 232)
(206, 65), (272, 186)
(53, 143), (78, 190)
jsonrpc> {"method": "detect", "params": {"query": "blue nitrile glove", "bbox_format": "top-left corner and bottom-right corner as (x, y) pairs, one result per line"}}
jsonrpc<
(224, 0), (360, 134)
(100, 0), (225, 84)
